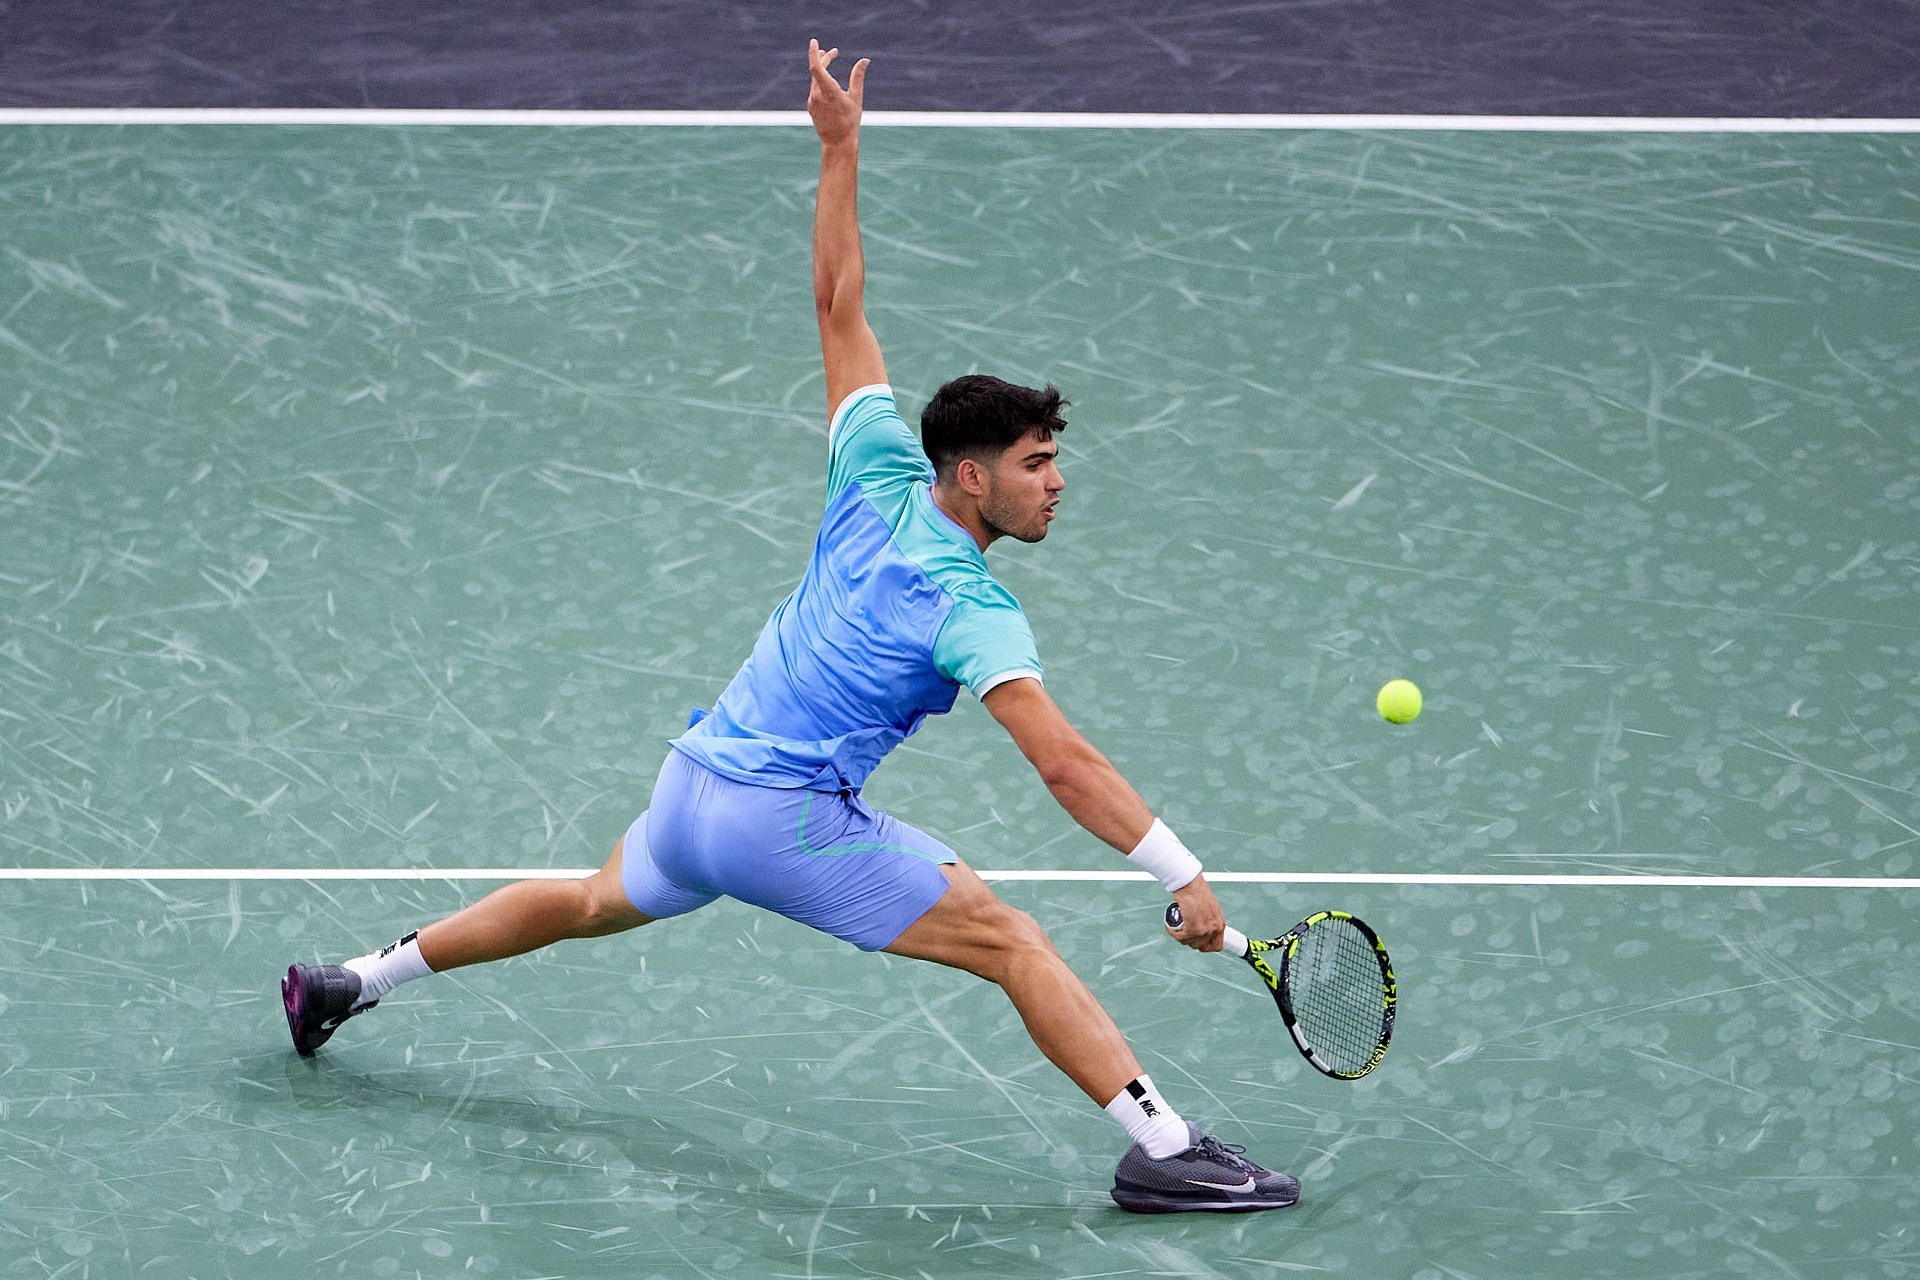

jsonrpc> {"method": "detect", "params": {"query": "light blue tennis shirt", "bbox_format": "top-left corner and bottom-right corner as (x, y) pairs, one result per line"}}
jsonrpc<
(671, 384), (1044, 792)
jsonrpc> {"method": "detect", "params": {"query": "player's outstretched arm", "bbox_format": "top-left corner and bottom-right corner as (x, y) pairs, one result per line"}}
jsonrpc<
(807, 38), (887, 418)
(983, 678), (1227, 951)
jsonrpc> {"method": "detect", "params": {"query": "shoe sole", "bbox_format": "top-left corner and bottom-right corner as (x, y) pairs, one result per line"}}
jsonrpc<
(1111, 1189), (1300, 1214)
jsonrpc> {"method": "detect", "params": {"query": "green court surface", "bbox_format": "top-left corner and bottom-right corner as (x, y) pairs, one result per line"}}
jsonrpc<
(2, 124), (1917, 1277)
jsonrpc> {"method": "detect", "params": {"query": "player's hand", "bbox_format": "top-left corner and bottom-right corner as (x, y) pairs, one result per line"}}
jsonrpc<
(1166, 875), (1226, 952)
(807, 38), (868, 147)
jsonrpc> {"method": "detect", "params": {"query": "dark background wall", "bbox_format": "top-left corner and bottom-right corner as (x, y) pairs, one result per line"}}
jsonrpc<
(3, 0), (1917, 115)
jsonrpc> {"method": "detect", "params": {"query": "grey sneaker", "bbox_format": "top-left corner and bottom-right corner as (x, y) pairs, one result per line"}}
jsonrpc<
(1111, 1122), (1301, 1213)
(282, 963), (374, 1057)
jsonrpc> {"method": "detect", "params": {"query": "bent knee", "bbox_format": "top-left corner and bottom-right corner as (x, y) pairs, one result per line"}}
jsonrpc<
(993, 903), (1051, 949)
(974, 903), (1060, 979)
(889, 867), (1060, 977)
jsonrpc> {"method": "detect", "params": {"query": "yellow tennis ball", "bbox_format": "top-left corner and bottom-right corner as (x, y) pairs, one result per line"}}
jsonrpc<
(1377, 679), (1422, 724)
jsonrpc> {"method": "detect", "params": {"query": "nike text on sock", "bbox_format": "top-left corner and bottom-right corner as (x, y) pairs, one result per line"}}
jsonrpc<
(1103, 1075), (1191, 1159)
(341, 931), (433, 1007)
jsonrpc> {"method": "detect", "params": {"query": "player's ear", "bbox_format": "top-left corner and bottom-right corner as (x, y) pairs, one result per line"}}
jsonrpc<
(955, 456), (988, 495)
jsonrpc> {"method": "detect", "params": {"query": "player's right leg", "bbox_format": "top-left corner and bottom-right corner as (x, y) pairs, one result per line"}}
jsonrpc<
(884, 862), (1300, 1213)
(881, 862), (1140, 1102)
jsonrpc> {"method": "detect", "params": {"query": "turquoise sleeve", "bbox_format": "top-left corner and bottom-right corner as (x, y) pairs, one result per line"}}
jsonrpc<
(827, 386), (933, 500)
(933, 590), (1044, 696)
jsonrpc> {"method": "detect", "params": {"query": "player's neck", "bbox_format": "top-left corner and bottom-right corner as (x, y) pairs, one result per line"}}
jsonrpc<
(931, 484), (995, 553)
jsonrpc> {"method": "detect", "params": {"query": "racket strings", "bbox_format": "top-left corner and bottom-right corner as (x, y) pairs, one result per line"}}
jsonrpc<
(1286, 921), (1387, 1075)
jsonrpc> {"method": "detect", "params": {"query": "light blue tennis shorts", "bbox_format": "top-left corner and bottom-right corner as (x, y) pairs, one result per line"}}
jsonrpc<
(620, 749), (958, 951)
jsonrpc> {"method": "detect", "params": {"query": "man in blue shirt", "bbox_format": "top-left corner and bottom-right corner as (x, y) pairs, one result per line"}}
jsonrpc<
(282, 41), (1298, 1214)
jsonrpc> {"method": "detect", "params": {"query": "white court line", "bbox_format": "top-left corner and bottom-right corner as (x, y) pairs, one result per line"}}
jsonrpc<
(0, 108), (1917, 133)
(0, 867), (1914, 888)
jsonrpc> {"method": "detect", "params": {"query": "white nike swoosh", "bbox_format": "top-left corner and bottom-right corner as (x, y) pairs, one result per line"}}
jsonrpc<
(1186, 1176), (1257, 1193)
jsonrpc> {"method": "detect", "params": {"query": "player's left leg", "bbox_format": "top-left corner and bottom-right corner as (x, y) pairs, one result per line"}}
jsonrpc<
(414, 842), (652, 972)
(282, 836), (664, 1056)
(282, 753), (730, 1058)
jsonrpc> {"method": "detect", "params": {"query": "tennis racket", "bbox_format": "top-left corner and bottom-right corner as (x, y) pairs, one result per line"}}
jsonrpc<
(1165, 902), (1396, 1080)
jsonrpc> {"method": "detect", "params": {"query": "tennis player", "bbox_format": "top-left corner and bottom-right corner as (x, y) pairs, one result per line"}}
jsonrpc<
(282, 41), (1298, 1215)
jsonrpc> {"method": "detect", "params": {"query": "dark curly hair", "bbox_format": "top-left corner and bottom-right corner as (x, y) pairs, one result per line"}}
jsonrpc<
(919, 375), (1068, 480)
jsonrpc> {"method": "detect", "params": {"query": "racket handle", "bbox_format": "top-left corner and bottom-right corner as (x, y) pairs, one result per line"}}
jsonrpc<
(1164, 904), (1252, 958)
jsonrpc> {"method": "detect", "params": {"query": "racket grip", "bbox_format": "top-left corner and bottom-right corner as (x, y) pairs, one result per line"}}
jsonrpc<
(1164, 904), (1252, 957)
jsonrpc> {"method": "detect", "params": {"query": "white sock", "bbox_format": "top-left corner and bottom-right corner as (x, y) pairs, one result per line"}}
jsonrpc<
(1103, 1075), (1192, 1159)
(342, 931), (433, 1008)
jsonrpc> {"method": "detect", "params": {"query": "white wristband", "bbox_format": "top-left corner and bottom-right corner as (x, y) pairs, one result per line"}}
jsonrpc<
(1128, 818), (1203, 892)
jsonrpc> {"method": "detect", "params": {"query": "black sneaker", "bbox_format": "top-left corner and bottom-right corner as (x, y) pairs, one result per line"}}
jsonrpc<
(1111, 1122), (1301, 1213)
(282, 964), (374, 1057)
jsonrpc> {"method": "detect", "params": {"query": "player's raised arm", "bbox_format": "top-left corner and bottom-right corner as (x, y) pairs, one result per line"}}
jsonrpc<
(807, 38), (888, 418)
(982, 677), (1228, 951)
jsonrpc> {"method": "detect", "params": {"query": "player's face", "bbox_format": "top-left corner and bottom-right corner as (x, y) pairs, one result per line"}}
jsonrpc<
(979, 430), (1064, 544)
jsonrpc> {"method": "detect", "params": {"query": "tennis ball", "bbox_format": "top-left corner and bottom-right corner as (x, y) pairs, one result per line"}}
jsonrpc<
(1377, 678), (1422, 724)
